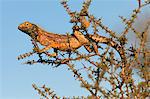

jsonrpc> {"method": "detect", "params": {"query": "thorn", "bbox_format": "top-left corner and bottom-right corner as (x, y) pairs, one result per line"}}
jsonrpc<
(137, 0), (141, 8)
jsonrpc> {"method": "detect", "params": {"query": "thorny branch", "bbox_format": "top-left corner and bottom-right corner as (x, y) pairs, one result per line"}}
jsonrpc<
(18, 0), (150, 98)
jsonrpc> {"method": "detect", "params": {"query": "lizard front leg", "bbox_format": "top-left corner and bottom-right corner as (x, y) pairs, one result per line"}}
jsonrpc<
(33, 45), (57, 57)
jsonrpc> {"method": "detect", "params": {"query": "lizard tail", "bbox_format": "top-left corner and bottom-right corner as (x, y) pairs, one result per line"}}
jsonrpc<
(88, 34), (126, 61)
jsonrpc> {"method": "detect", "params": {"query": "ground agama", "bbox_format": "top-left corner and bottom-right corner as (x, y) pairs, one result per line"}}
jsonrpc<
(18, 21), (122, 57)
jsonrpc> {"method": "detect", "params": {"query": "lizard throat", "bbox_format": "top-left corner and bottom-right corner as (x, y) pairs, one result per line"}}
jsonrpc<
(27, 25), (39, 41)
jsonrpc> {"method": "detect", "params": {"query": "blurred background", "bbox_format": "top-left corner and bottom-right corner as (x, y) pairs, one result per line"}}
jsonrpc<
(0, 0), (149, 99)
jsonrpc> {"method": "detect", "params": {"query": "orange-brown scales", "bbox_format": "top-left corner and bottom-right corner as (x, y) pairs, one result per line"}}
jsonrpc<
(18, 22), (90, 56)
(18, 21), (123, 58)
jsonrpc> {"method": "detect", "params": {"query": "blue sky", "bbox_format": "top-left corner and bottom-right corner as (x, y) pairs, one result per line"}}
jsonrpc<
(1, 0), (149, 99)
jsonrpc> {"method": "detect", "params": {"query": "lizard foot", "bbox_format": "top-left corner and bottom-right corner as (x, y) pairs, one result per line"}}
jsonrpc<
(33, 47), (40, 53)
(46, 52), (57, 57)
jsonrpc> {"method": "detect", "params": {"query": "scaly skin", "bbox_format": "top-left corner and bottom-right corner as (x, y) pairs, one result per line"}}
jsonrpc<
(18, 21), (89, 54)
(18, 21), (124, 59)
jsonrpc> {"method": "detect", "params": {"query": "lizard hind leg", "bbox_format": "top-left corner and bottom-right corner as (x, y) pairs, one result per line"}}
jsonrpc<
(84, 43), (99, 54)
(92, 42), (99, 54)
(84, 45), (92, 53)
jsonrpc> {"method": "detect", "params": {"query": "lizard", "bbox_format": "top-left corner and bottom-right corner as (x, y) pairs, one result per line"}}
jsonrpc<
(18, 21), (124, 60)
(18, 21), (90, 57)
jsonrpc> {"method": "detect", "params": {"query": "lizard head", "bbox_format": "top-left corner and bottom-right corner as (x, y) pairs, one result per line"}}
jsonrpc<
(18, 21), (36, 33)
(18, 21), (38, 39)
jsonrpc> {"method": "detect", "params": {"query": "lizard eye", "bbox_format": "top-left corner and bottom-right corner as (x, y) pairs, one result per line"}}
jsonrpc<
(26, 23), (28, 25)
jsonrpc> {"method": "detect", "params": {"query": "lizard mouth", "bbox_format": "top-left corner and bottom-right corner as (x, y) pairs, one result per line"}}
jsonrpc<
(18, 25), (28, 33)
(18, 25), (24, 31)
(18, 25), (22, 31)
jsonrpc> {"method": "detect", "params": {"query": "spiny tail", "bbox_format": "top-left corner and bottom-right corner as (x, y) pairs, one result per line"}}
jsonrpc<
(88, 34), (126, 61)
